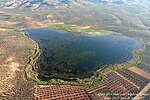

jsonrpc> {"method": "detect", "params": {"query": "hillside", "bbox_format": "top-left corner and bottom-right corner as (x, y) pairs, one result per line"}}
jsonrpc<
(0, 0), (149, 10)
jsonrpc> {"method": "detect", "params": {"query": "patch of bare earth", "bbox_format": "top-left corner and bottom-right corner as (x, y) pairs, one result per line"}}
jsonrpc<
(128, 67), (150, 79)
(0, 31), (36, 99)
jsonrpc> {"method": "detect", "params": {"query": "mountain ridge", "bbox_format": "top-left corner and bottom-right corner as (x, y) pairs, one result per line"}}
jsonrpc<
(0, 0), (149, 10)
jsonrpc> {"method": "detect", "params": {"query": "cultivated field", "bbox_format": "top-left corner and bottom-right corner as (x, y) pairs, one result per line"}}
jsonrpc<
(88, 67), (150, 100)
(34, 85), (90, 100)
(33, 67), (150, 100)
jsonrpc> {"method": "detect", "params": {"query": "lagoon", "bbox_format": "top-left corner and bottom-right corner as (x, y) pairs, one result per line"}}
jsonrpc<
(22, 28), (142, 80)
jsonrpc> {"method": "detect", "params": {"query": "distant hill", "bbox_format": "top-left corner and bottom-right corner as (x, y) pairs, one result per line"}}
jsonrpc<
(0, 0), (149, 10)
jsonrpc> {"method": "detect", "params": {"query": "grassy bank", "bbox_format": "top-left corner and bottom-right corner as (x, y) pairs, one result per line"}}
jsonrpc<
(20, 32), (41, 81)
(45, 23), (108, 33)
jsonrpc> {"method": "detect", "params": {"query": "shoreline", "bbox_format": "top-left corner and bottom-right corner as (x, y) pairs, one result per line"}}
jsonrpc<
(19, 31), (41, 81)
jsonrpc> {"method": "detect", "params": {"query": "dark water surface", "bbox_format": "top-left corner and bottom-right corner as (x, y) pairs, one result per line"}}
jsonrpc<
(21, 28), (142, 79)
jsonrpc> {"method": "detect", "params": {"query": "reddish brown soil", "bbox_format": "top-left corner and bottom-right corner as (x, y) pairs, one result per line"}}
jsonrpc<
(128, 67), (150, 79)
(34, 85), (90, 100)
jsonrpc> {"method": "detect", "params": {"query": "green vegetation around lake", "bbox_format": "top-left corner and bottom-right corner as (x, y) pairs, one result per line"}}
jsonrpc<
(46, 23), (108, 33)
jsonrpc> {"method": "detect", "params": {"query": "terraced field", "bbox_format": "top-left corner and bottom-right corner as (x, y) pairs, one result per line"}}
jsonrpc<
(34, 85), (90, 100)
